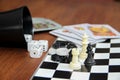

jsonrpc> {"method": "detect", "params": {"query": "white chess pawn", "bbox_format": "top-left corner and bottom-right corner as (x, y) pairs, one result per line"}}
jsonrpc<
(79, 33), (89, 61)
(70, 48), (81, 70)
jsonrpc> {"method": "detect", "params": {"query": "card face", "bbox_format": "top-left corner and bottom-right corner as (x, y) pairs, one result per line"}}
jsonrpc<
(50, 31), (82, 46)
(50, 28), (82, 41)
(64, 24), (120, 39)
(50, 28), (106, 46)
(32, 18), (62, 32)
(63, 24), (100, 40)
(50, 23), (119, 46)
(86, 24), (120, 39)
(64, 23), (88, 36)
(89, 25), (116, 36)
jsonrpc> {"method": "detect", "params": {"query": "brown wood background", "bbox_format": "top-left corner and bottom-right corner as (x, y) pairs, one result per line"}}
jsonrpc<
(0, 0), (120, 80)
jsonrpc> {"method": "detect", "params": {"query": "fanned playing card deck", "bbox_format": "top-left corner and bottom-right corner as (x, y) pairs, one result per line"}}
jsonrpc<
(50, 23), (120, 46)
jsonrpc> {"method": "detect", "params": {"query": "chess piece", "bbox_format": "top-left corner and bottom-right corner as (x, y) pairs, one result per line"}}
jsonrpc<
(84, 44), (96, 66)
(79, 33), (89, 60)
(70, 48), (81, 70)
(87, 43), (94, 57)
(51, 54), (61, 62)
(68, 49), (72, 63)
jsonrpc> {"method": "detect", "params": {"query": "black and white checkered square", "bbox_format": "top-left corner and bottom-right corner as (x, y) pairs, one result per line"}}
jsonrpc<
(31, 38), (120, 80)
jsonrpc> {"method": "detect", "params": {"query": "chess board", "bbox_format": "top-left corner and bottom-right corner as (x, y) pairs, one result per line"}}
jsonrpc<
(30, 38), (120, 80)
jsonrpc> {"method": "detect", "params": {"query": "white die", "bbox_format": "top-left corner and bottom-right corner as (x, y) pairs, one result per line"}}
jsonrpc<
(27, 40), (39, 52)
(29, 45), (43, 58)
(39, 40), (48, 52)
(24, 34), (32, 42)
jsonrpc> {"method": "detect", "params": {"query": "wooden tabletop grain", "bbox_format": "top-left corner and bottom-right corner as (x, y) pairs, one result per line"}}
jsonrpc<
(0, 0), (120, 80)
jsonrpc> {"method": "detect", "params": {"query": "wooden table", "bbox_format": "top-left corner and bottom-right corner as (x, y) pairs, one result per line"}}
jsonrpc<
(0, 0), (120, 80)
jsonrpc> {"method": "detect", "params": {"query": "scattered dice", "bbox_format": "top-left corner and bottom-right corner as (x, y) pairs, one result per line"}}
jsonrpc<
(27, 40), (39, 52)
(27, 40), (48, 58)
(38, 40), (48, 52)
(29, 45), (43, 58)
(24, 34), (32, 42)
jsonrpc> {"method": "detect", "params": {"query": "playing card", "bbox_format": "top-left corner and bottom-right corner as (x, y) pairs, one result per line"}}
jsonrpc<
(64, 23), (88, 36)
(50, 30), (82, 46)
(50, 30), (106, 46)
(32, 17), (62, 32)
(50, 28), (82, 41)
(85, 24), (120, 39)
(63, 24), (106, 41)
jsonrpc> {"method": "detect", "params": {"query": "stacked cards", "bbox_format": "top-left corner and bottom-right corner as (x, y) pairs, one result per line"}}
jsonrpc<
(50, 23), (120, 46)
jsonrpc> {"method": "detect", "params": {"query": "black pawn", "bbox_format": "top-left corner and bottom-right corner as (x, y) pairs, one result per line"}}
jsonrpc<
(84, 43), (95, 66)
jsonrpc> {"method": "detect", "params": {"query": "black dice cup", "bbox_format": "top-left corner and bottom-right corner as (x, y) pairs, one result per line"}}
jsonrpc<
(0, 6), (33, 48)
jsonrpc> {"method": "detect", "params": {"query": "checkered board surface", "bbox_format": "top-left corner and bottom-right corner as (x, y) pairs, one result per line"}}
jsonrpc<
(31, 38), (120, 80)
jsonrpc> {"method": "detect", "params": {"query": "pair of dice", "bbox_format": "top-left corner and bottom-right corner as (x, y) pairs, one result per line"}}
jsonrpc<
(24, 34), (48, 58)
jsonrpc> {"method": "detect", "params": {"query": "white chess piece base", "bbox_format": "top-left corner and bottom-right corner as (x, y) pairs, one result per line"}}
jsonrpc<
(70, 62), (81, 70)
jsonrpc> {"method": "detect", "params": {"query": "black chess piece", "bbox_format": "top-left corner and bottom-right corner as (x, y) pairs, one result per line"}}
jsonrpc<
(68, 49), (72, 63)
(87, 43), (94, 57)
(84, 43), (96, 66)
(52, 41), (68, 49)
(67, 42), (77, 49)
(51, 49), (73, 63)
(51, 54), (60, 62)
(51, 54), (69, 63)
